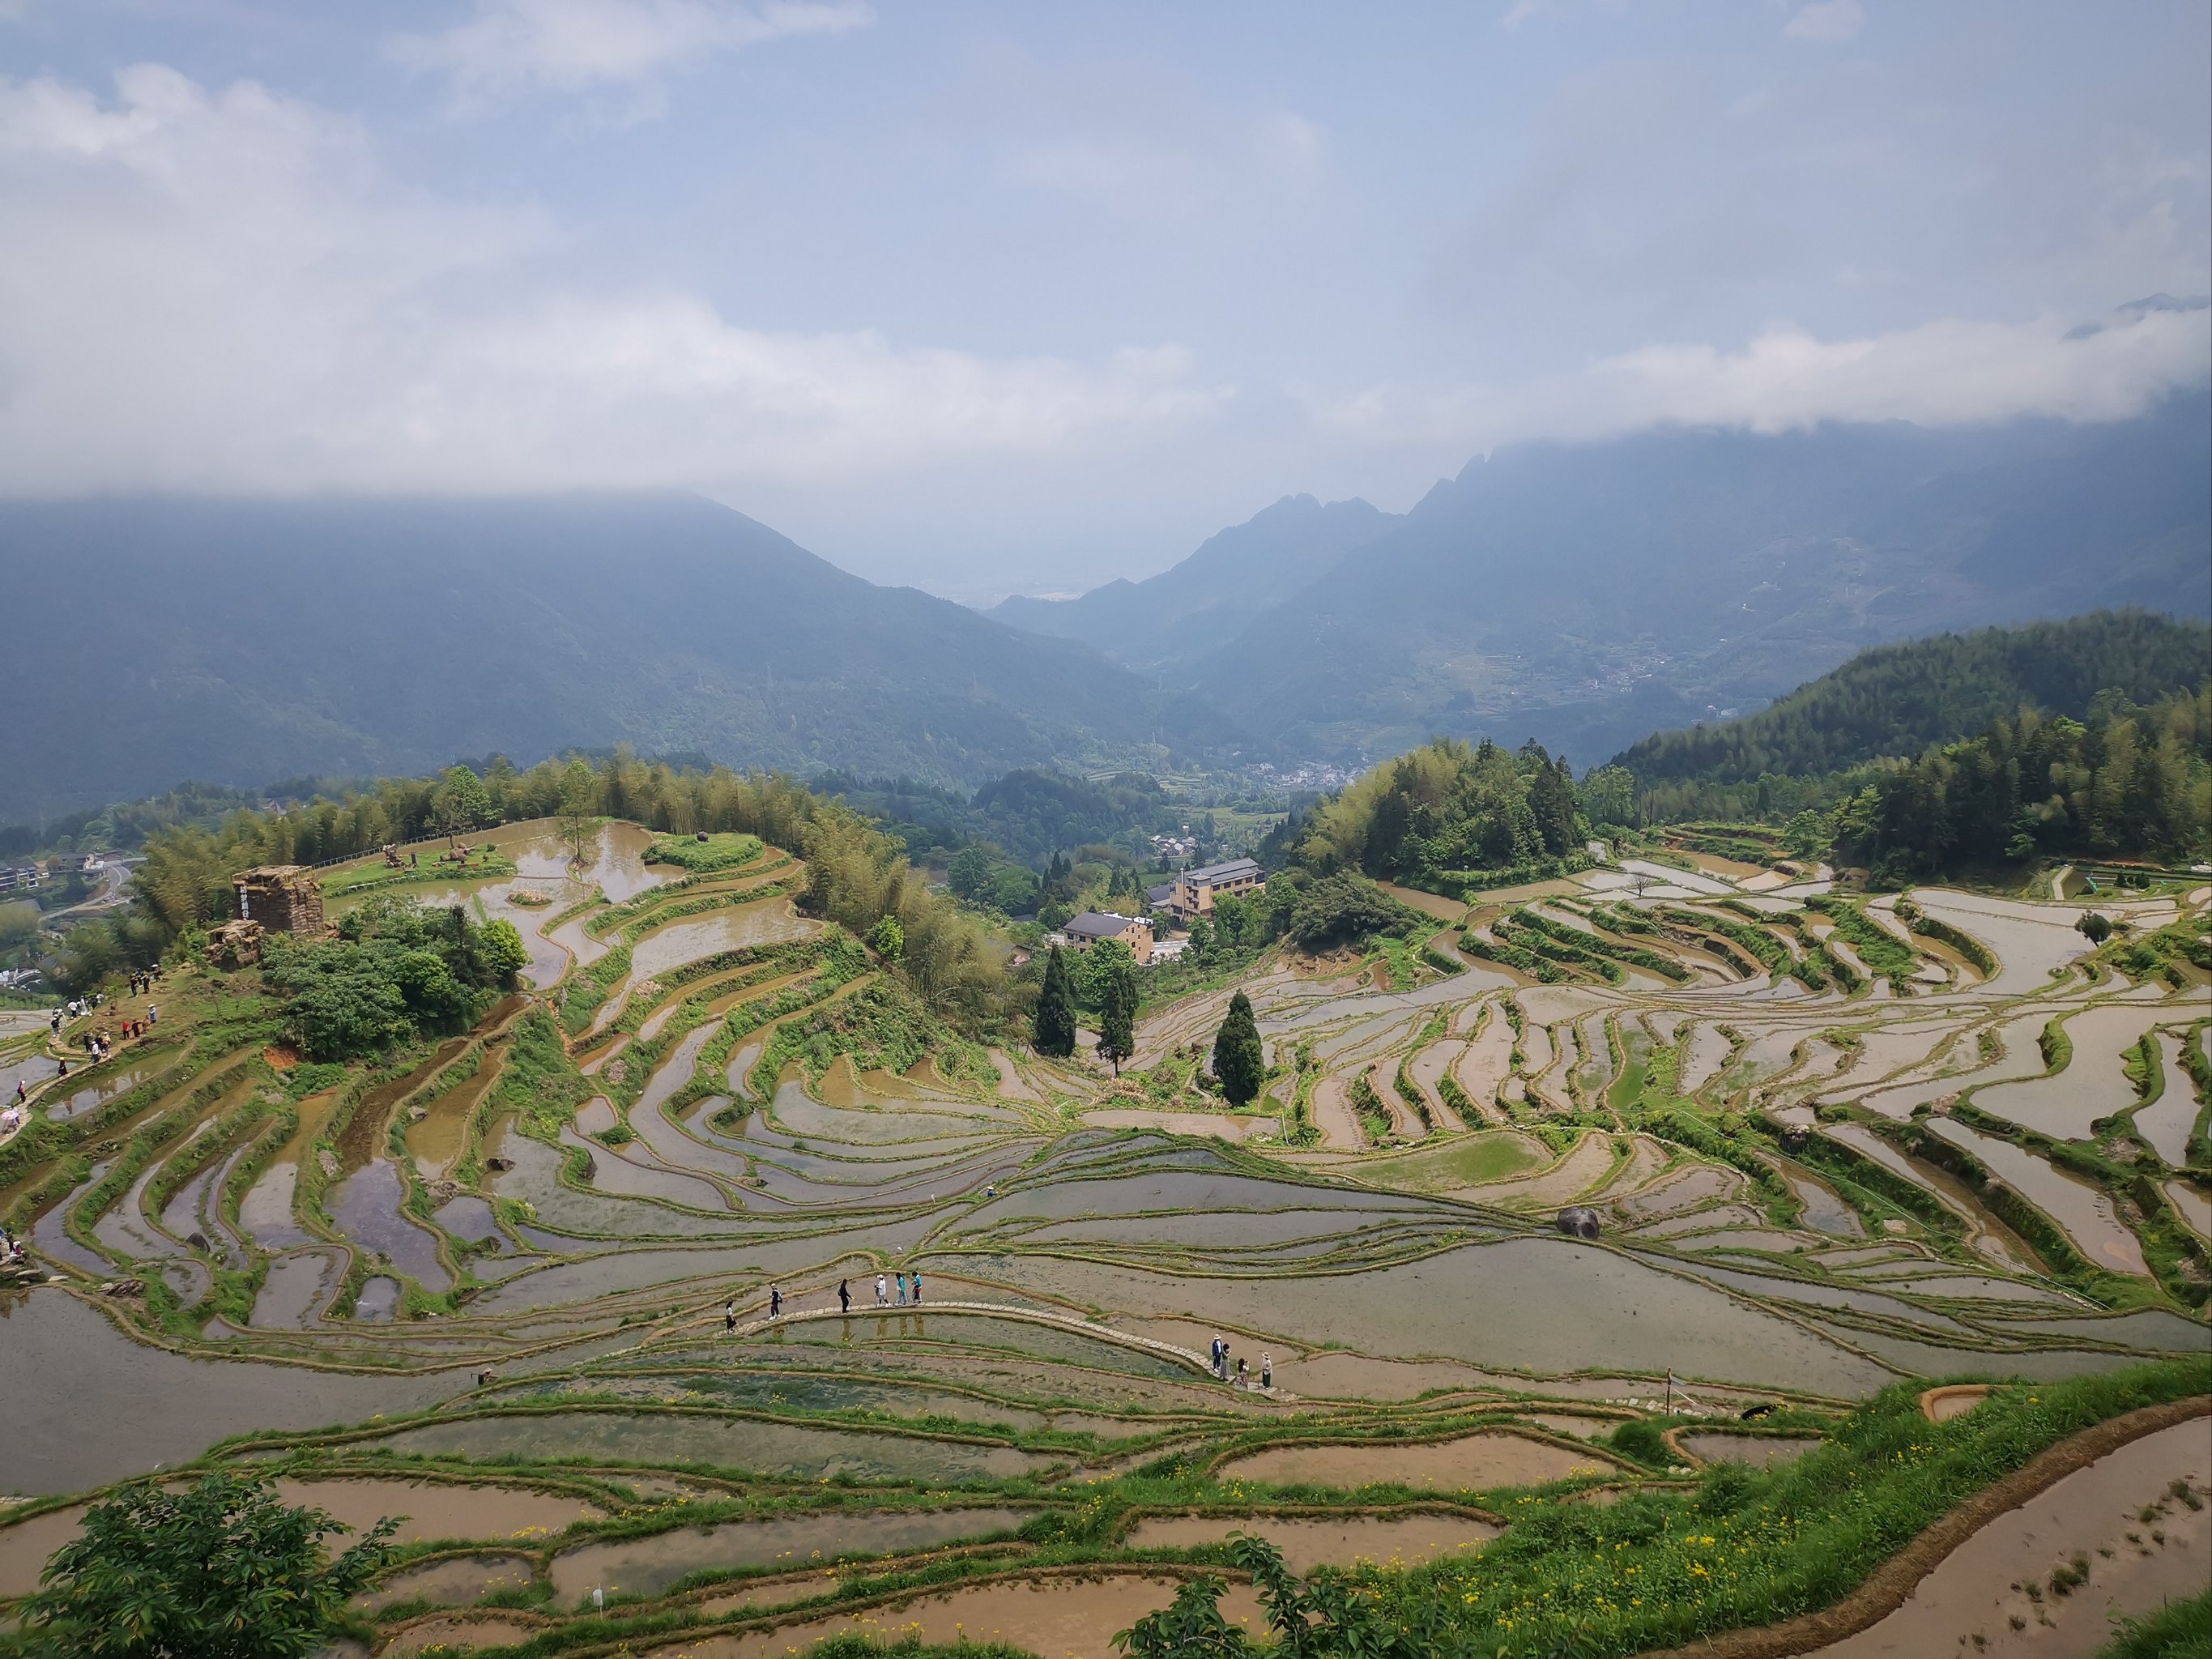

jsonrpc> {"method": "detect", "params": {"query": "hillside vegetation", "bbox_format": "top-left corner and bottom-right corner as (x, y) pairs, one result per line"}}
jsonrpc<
(1609, 612), (2212, 878)
(1284, 736), (1613, 896)
(1617, 611), (2210, 808)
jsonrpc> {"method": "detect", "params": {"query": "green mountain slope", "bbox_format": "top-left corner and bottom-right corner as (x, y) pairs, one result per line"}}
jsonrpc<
(0, 493), (1202, 821)
(1612, 611), (2212, 788)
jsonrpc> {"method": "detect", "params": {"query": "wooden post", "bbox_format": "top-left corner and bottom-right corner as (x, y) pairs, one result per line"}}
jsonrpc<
(1665, 1370), (1674, 1413)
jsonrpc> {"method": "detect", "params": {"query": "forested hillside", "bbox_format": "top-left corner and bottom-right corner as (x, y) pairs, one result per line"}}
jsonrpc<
(820, 767), (1183, 864)
(1617, 611), (2210, 810)
(0, 493), (1202, 821)
(1819, 684), (2210, 878)
(1176, 394), (2211, 766)
(1284, 736), (1611, 896)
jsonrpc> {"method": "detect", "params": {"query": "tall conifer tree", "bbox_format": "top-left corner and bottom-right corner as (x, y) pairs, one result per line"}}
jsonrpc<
(1033, 945), (1076, 1057)
(1213, 989), (1264, 1107)
(1097, 956), (1138, 1075)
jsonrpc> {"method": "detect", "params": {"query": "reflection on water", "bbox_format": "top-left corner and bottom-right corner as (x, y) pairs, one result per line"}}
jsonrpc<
(509, 821), (669, 904)
(550, 1507), (1032, 1602)
(628, 904), (816, 981)
(329, 1161), (452, 1290)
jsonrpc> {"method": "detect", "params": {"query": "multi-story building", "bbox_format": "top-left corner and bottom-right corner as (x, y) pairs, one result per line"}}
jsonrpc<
(1164, 856), (1264, 921)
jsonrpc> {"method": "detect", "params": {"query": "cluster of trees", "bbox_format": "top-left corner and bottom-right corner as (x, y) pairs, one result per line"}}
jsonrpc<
(1029, 940), (1137, 1072)
(1804, 685), (2212, 876)
(1291, 736), (1595, 885)
(261, 897), (527, 1061)
(1617, 612), (2208, 816)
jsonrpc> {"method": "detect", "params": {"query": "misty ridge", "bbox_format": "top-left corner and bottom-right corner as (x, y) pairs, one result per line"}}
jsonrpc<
(3, 389), (2205, 823)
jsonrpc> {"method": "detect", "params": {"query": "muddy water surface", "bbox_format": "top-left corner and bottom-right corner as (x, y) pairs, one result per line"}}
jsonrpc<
(646, 1574), (1268, 1659)
(1805, 1418), (2211, 1657)
(369, 1409), (1055, 1483)
(1678, 1432), (1821, 1468)
(358, 1552), (536, 1613)
(0, 1291), (463, 1493)
(1217, 1431), (1612, 1491)
(552, 1506), (1032, 1602)
(1124, 1510), (1501, 1572)
(1924, 1119), (2149, 1276)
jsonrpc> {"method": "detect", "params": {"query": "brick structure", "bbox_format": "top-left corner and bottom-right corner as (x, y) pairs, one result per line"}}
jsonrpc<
(233, 865), (325, 938)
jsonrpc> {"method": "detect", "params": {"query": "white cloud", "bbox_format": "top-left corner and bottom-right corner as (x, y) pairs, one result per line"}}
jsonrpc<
(1308, 308), (2212, 453)
(0, 65), (1226, 497)
(1784, 0), (1865, 45)
(388, 0), (871, 104)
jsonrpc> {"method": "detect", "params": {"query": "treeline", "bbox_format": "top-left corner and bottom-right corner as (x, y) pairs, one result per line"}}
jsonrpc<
(1816, 685), (2212, 878)
(1615, 611), (2209, 810)
(1287, 736), (1626, 891)
(58, 753), (1016, 1034)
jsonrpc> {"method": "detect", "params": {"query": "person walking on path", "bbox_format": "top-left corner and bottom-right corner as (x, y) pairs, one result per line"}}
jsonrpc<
(768, 1285), (783, 1319)
(838, 1278), (850, 1314)
(876, 1273), (889, 1307)
(724, 1299), (736, 1334)
(895, 1272), (908, 1306)
(1261, 1354), (1272, 1390)
(910, 1271), (923, 1305)
(1236, 1357), (1248, 1388)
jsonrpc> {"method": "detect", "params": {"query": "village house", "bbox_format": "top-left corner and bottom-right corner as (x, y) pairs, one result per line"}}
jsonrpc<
(1058, 911), (1154, 964)
(1164, 856), (1263, 921)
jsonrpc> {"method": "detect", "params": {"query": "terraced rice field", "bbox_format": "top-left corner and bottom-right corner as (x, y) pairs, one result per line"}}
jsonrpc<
(1, 831), (2206, 1655)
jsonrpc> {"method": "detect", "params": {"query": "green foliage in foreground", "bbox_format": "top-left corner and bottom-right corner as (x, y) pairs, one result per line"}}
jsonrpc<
(15, 1471), (394, 1659)
(1127, 1357), (2209, 1658)
(2099, 1588), (2212, 1659)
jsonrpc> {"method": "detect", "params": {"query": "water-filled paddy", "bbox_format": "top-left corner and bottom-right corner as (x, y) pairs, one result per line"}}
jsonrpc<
(1802, 1418), (2211, 1657)
(1217, 1431), (1610, 1491)
(1123, 1509), (1501, 1572)
(367, 1409), (1058, 1482)
(549, 1505), (1033, 1601)
(357, 1552), (537, 1613)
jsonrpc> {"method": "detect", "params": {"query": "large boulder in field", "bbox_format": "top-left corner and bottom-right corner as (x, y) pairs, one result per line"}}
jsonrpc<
(1556, 1206), (1602, 1240)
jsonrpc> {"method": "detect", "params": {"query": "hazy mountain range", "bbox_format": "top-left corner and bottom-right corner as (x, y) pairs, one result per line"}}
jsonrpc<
(1012, 390), (2211, 773)
(1, 392), (2205, 821)
(0, 494), (1174, 823)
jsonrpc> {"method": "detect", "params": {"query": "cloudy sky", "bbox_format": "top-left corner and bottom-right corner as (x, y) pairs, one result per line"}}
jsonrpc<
(2, 2), (2207, 600)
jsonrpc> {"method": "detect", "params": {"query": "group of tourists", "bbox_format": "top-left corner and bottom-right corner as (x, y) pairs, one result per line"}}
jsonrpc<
(718, 1269), (930, 1331)
(1210, 1336), (1272, 1391)
(0, 1225), (26, 1266)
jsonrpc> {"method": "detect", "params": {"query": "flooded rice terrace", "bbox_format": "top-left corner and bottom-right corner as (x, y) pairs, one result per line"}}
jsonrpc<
(2, 826), (2206, 1655)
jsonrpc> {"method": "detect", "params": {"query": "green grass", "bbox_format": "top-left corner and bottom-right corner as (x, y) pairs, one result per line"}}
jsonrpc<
(645, 832), (764, 872)
(1349, 1358), (2210, 1657)
(1354, 1132), (1545, 1192)
(2099, 1587), (2212, 1659)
